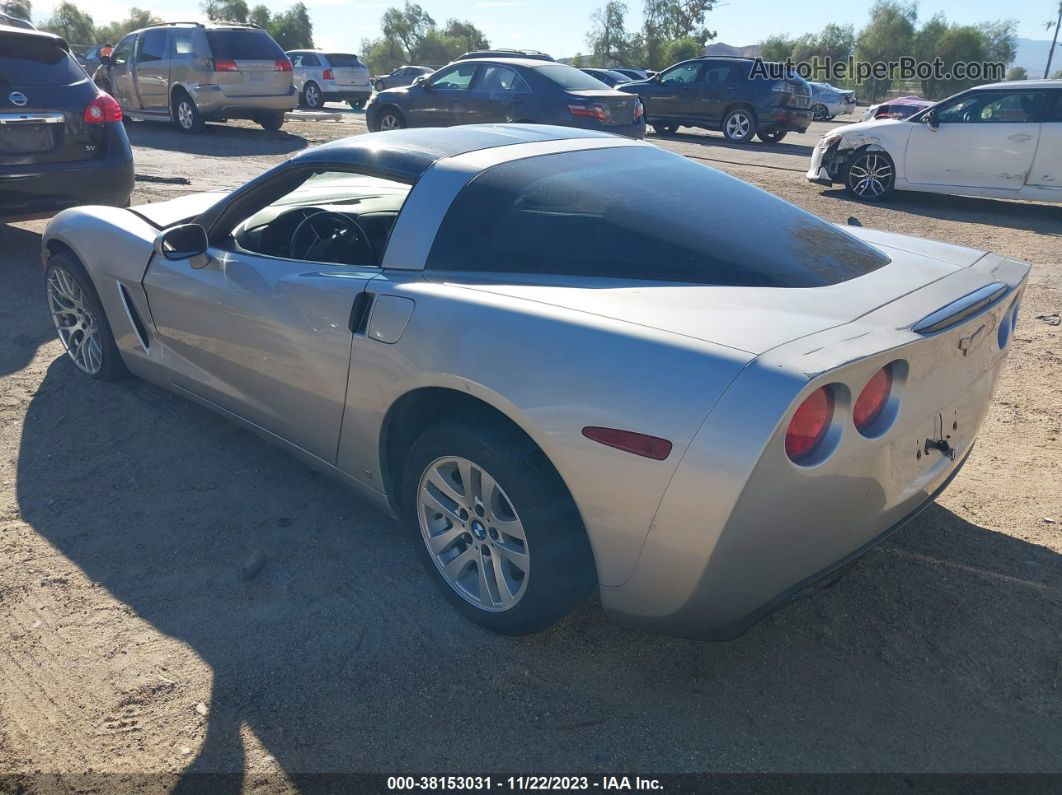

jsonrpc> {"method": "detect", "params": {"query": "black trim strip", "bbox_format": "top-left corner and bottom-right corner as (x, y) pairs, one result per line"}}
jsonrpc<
(913, 282), (1009, 334)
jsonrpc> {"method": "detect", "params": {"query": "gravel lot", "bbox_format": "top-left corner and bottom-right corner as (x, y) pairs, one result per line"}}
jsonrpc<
(1, 108), (1060, 782)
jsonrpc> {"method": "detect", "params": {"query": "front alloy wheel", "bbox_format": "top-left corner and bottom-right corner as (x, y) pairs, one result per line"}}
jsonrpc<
(47, 265), (102, 375)
(845, 151), (895, 201)
(418, 456), (530, 611)
(378, 109), (404, 130)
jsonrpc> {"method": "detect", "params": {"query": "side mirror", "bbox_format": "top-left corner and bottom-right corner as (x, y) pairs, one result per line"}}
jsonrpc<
(155, 224), (209, 268)
(412, 75), (427, 87)
(925, 109), (938, 130)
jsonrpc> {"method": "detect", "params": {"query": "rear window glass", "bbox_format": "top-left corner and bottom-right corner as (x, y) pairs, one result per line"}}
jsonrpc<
(428, 147), (890, 287)
(326, 53), (362, 67)
(0, 37), (85, 86)
(534, 64), (611, 91)
(205, 30), (284, 60)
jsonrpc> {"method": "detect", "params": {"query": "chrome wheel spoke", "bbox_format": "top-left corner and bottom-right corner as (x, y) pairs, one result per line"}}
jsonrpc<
(443, 547), (477, 581)
(426, 522), (465, 554)
(47, 265), (102, 375)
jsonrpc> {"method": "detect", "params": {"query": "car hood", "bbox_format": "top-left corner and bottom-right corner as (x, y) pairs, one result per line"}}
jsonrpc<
(829, 118), (915, 140)
(447, 228), (987, 355)
(128, 191), (231, 228)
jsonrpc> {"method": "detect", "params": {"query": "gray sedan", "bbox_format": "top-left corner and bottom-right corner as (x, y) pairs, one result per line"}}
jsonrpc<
(40, 125), (1028, 639)
(372, 65), (435, 92)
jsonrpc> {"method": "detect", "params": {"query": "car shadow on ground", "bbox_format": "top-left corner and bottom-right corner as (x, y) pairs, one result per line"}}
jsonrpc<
(123, 121), (309, 158)
(14, 358), (1062, 783)
(821, 188), (1062, 237)
(0, 225), (52, 377)
(651, 129), (815, 157)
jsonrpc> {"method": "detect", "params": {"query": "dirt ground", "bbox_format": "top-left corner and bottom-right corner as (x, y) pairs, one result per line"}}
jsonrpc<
(1, 110), (1061, 784)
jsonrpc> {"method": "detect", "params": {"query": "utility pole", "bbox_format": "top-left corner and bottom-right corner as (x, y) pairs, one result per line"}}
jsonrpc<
(1046, 1), (1062, 78)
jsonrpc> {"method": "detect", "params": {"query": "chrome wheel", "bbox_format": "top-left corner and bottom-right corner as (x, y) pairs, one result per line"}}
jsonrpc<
(177, 100), (194, 130)
(47, 266), (102, 375)
(848, 153), (894, 198)
(417, 456), (530, 612)
(304, 83), (320, 108)
(379, 111), (402, 130)
(724, 110), (752, 140)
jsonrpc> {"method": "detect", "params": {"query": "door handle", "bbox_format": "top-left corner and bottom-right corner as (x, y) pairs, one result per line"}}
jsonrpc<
(349, 292), (374, 334)
(1009, 133), (1032, 142)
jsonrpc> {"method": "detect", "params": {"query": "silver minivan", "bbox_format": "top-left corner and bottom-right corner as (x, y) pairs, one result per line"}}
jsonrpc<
(287, 50), (371, 109)
(95, 22), (297, 133)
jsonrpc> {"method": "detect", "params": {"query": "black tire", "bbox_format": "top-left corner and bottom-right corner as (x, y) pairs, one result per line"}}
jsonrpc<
(401, 417), (596, 635)
(348, 99), (364, 109)
(44, 252), (127, 382)
(374, 79), (385, 92)
(811, 103), (828, 120)
(257, 112), (285, 131)
(301, 81), (322, 109)
(172, 91), (204, 133)
(756, 128), (787, 144)
(376, 106), (405, 131)
(652, 122), (678, 136)
(721, 106), (756, 143)
(842, 148), (896, 202)
(824, 114), (836, 121)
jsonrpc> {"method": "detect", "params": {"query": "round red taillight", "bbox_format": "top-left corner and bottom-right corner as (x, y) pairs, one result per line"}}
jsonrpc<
(785, 386), (834, 461)
(853, 366), (892, 432)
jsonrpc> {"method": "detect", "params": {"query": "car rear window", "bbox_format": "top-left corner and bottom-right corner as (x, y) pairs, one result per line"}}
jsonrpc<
(205, 29), (284, 60)
(0, 36), (85, 86)
(534, 64), (612, 91)
(326, 53), (362, 67)
(427, 147), (890, 287)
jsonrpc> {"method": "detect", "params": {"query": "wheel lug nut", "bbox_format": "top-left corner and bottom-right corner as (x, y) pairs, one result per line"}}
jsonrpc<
(488, 528), (499, 541)
(459, 508), (469, 521)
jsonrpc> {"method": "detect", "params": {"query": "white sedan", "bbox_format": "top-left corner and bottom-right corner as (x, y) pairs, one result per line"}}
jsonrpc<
(807, 80), (1061, 202)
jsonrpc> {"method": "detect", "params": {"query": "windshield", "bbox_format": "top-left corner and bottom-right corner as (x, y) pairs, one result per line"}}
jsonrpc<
(205, 29), (284, 60)
(429, 147), (890, 287)
(535, 64), (612, 91)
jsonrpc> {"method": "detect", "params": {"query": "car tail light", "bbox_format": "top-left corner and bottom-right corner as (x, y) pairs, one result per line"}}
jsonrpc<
(83, 93), (122, 123)
(582, 426), (672, 461)
(569, 103), (607, 122)
(853, 366), (892, 432)
(276, 58), (293, 72)
(785, 387), (834, 461)
(213, 58), (239, 72)
(322, 68), (333, 79)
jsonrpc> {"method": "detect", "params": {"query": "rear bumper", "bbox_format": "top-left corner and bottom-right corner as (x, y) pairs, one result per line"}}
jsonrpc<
(0, 123), (134, 222)
(194, 85), (298, 118)
(762, 106), (812, 133)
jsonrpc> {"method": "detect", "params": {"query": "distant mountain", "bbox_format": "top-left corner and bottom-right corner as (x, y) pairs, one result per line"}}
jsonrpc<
(1011, 38), (1061, 78)
(702, 42), (760, 58)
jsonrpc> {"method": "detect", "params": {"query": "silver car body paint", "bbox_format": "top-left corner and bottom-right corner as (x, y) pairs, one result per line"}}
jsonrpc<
(42, 127), (1030, 638)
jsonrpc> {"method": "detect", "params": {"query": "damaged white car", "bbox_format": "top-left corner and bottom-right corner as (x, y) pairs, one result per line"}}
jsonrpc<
(807, 80), (1061, 202)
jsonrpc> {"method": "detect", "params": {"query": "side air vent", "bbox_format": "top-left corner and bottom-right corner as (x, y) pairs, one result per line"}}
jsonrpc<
(117, 283), (151, 353)
(912, 282), (1009, 335)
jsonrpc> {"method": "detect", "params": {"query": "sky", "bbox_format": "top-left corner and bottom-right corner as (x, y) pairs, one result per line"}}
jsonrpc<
(29, 0), (1060, 56)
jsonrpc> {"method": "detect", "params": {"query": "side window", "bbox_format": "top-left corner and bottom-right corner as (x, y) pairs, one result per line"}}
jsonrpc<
(700, 64), (732, 84)
(304, 54), (321, 67)
(938, 92), (1046, 124)
(430, 63), (477, 90)
(138, 29), (169, 63)
(1045, 92), (1062, 122)
(112, 35), (134, 67)
(659, 61), (701, 86)
(289, 54), (302, 66)
(479, 65), (520, 96)
(175, 30), (196, 57)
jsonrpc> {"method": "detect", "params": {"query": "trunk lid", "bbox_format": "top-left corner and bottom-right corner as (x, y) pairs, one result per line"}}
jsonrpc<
(448, 229), (988, 355)
(567, 89), (640, 126)
(206, 29), (291, 98)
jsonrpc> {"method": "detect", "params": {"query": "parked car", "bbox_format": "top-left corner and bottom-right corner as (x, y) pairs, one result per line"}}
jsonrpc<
(373, 65), (435, 92)
(366, 59), (644, 138)
(580, 67), (633, 87)
(1, 26), (133, 221)
(76, 43), (110, 75)
(0, 11), (35, 29)
(611, 67), (651, 81)
(861, 95), (934, 121)
(807, 80), (1062, 202)
(453, 48), (554, 62)
(93, 21), (296, 133)
(40, 124), (1029, 638)
(808, 81), (857, 120)
(287, 49), (371, 109)
(618, 56), (812, 143)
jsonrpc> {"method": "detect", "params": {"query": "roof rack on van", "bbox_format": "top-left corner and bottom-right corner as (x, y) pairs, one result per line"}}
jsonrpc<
(146, 21), (206, 27)
(144, 20), (263, 29)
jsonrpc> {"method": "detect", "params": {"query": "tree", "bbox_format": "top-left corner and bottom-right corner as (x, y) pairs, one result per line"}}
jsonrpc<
(94, 8), (162, 44)
(249, 4), (271, 28)
(977, 19), (1017, 65)
(41, 1), (94, 44)
(759, 34), (795, 62)
(855, 0), (918, 101)
(642, 0), (716, 67)
(662, 37), (700, 65)
(442, 18), (488, 53)
(0, 0), (31, 21)
(1006, 66), (1027, 80)
(382, 2), (435, 61)
(267, 2), (313, 49)
(202, 0), (249, 23)
(586, 1), (639, 66)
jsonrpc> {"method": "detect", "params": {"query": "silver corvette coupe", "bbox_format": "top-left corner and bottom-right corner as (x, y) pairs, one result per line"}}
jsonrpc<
(40, 125), (1029, 639)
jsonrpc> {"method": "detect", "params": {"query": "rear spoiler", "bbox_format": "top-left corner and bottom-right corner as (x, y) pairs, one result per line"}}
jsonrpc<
(913, 282), (1009, 334)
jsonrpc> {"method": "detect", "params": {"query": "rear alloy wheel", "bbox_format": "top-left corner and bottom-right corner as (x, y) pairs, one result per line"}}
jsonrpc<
(722, 107), (756, 143)
(45, 254), (125, 381)
(301, 81), (322, 109)
(173, 93), (204, 133)
(378, 108), (405, 130)
(652, 122), (678, 136)
(757, 127), (787, 144)
(403, 418), (595, 634)
(811, 103), (829, 120)
(844, 150), (896, 201)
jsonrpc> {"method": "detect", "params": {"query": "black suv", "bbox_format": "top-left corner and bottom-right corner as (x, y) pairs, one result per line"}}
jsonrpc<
(1, 25), (134, 221)
(619, 56), (812, 143)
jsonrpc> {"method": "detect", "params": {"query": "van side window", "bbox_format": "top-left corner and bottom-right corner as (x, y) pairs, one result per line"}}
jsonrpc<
(138, 29), (169, 63)
(175, 30), (196, 56)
